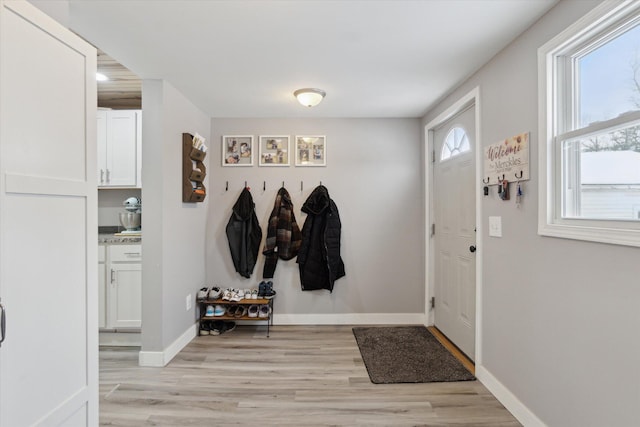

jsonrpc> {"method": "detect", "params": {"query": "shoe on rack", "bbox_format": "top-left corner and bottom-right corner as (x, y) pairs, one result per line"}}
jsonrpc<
(222, 289), (233, 301)
(205, 305), (215, 317)
(222, 321), (236, 334)
(258, 305), (271, 318)
(231, 289), (245, 302)
(213, 305), (226, 316)
(248, 305), (259, 318)
(234, 306), (247, 318)
(226, 305), (239, 317)
(258, 281), (266, 297)
(250, 289), (258, 299)
(208, 286), (222, 300)
(197, 287), (209, 301)
(199, 320), (210, 335)
(263, 281), (276, 299)
(243, 289), (252, 300)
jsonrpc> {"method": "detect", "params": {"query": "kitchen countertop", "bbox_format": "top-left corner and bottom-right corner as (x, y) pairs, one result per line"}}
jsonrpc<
(99, 233), (142, 244)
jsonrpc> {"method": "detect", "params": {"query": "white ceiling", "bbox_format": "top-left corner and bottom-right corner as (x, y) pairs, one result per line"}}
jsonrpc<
(66, 0), (558, 118)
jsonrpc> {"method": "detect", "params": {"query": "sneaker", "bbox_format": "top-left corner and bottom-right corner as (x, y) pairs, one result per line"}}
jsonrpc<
(234, 306), (247, 318)
(213, 305), (226, 316)
(258, 305), (271, 318)
(258, 281), (266, 297)
(211, 320), (224, 335)
(226, 305), (239, 316)
(243, 289), (252, 300)
(222, 289), (233, 301)
(264, 281), (276, 299)
(222, 321), (236, 334)
(231, 289), (245, 302)
(199, 320), (210, 335)
(251, 289), (258, 299)
(197, 287), (209, 301)
(208, 286), (222, 300)
(248, 305), (259, 318)
(205, 305), (215, 317)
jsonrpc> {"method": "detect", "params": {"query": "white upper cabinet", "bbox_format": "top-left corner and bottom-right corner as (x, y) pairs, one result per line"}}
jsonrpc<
(97, 109), (142, 188)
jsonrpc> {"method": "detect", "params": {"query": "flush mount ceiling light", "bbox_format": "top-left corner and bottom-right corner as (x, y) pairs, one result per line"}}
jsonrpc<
(294, 88), (326, 107)
(96, 72), (109, 81)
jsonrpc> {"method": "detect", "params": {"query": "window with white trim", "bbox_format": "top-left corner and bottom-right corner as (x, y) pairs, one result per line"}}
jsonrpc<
(440, 127), (470, 161)
(538, 1), (640, 247)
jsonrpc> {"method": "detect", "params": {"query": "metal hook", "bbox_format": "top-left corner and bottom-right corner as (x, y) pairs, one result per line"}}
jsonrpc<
(515, 170), (523, 179)
(282, 181), (285, 188)
(497, 174), (505, 183)
(482, 177), (490, 184)
(263, 181), (266, 191)
(244, 181), (247, 188)
(225, 181), (228, 191)
(301, 181), (303, 192)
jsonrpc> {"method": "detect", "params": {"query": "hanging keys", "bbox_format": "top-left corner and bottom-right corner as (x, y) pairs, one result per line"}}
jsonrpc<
(516, 181), (523, 207)
(499, 180), (510, 200)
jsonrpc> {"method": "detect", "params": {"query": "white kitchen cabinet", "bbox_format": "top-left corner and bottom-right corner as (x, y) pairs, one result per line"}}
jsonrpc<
(100, 244), (142, 329)
(97, 110), (142, 188)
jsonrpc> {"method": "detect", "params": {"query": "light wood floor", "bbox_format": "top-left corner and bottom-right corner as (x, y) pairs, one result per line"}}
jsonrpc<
(100, 325), (521, 426)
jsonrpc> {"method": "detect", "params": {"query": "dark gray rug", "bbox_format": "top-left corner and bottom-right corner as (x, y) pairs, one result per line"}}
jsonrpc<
(352, 326), (476, 384)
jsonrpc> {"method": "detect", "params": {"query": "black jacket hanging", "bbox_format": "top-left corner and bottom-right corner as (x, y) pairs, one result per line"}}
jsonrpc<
(226, 187), (262, 278)
(263, 187), (302, 279)
(297, 185), (345, 292)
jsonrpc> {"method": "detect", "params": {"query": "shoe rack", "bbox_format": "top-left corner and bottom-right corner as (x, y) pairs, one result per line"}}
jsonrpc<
(182, 133), (207, 202)
(198, 297), (274, 337)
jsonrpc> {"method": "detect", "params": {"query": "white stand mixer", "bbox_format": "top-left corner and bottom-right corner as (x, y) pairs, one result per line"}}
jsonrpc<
(119, 197), (141, 234)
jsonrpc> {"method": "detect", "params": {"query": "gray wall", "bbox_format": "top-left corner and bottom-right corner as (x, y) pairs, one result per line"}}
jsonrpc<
(142, 80), (211, 351)
(422, 1), (640, 425)
(207, 118), (424, 320)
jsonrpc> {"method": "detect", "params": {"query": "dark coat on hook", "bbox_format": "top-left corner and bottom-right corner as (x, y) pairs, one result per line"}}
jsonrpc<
(297, 185), (345, 292)
(226, 187), (262, 278)
(263, 187), (302, 279)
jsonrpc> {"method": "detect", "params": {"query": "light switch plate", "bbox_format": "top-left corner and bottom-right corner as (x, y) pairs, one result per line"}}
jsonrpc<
(489, 216), (502, 237)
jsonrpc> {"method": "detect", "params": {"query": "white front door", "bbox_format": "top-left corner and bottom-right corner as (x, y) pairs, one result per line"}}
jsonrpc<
(0, 1), (98, 425)
(433, 104), (476, 360)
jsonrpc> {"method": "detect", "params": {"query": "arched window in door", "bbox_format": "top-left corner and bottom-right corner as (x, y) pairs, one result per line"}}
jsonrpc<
(440, 126), (470, 161)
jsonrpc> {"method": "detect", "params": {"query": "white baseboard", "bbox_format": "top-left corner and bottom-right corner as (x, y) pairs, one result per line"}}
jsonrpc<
(138, 323), (198, 367)
(273, 313), (426, 325)
(476, 365), (546, 427)
(99, 331), (141, 347)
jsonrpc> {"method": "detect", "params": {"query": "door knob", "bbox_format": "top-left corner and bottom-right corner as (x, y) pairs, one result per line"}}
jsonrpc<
(469, 245), (476, 253)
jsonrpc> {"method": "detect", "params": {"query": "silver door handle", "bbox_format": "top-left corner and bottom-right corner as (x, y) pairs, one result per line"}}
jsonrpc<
(111, 269), (115, 283)
(100, 169), (104, 184)
(0, 302), (6, 347)
(105, 169), (110, 183)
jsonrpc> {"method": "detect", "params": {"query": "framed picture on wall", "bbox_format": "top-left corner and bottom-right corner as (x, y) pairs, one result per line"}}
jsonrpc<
(258, 135), (290, 167)
(295, 135), (326, 167)
(222, 135), (253, 166)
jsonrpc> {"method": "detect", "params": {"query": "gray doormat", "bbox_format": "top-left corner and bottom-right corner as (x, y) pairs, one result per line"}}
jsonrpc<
(352, 326), (476, 384)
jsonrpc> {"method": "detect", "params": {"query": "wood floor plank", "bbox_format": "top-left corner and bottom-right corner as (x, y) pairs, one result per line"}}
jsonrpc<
(100, 325), (520, 426)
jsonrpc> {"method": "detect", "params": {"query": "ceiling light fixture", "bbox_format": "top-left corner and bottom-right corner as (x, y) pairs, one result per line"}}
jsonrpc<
(96, 72), (109, 82)
(294, 88), (326, 107)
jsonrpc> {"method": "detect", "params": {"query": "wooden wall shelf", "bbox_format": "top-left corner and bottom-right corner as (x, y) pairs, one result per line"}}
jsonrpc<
(182, 133), (207, 203)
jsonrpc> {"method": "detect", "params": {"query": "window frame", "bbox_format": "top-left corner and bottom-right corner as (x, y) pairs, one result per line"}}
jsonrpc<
(538, 0), (640, 247)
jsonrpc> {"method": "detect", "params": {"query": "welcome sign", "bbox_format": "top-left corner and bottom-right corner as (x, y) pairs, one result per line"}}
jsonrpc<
(483, 132), (530, 185)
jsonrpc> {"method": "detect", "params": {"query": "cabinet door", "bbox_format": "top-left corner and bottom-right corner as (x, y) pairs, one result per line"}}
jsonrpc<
(97, 110), (108, 185)
(109, 263), (142, 328)
(98, 262), (106, 328)
(105, 110), (137, 187)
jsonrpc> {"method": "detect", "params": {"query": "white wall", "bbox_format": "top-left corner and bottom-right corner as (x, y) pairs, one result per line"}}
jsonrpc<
(207, 118), (424, 323)
(423, 1), (640, 426)
(141, 80), (211, 352)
